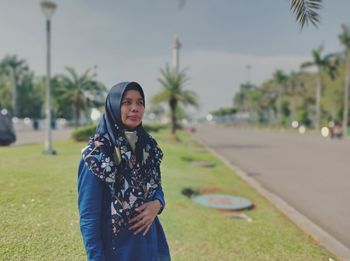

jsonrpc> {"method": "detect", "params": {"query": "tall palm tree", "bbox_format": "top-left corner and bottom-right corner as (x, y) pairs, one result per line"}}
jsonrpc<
(289, 0), (322, 28)
(339, 24), (350, 136)
(301, 45), (337, 129)
(55, 67), (106, 127)
(1, 55), (28, 116)
(152, 64), (198, 135)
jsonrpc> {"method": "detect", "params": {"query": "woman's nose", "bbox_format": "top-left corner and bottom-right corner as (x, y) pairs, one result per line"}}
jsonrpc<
(130, 104), (139, 112)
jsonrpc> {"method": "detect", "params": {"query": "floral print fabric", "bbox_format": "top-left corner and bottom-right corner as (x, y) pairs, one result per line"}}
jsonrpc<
(82, 130), (163, 235)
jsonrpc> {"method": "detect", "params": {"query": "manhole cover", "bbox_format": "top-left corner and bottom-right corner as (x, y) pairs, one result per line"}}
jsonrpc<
(193, 194), (252, 210)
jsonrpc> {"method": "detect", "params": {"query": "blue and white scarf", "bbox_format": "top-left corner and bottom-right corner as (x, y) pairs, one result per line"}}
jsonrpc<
(81, 82), (163, 235)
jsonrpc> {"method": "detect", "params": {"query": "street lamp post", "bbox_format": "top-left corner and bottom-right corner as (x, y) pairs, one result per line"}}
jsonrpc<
(40, 0), (57, 155)
(246, 64), (251, 84)
(172, 34), (181, 74)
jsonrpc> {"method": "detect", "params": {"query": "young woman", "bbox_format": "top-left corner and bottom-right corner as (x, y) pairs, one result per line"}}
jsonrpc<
(78, 82), (170, 261)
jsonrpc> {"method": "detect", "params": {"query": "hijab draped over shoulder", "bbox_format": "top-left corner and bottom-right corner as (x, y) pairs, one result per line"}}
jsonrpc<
(81, 82), (163, 235)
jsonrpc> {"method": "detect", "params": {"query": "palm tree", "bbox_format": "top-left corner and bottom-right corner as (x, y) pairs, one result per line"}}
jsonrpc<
(54, 67), (106, 127)
(152, 64), (198, 135)
(339, 24), (350, 136)
(289, 0), (322, 28)
(1, 55), (28, 116)
(301, 45), (337, 129)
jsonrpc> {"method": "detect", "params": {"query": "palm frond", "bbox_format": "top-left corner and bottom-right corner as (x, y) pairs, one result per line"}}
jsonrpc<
(177, 90), (199, 107)
(323, 53), (336, 61)
(290, 0), (322, 29)
(151, 90), (171, 105)
(300, 61), (314, 69)
(339, 24), (350, 50)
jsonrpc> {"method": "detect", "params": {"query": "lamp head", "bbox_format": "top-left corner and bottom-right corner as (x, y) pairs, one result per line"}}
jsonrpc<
(40, 0), (57, 20)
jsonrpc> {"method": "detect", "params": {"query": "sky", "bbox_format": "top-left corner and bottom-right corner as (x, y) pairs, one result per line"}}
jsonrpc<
(1, 0), (350, 117)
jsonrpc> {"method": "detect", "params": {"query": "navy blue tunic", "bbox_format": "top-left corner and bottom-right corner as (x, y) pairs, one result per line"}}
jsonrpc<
(78, 160), (170, 261)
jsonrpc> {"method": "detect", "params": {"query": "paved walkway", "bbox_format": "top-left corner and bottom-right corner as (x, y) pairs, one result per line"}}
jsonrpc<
(12, 128), (72, 146)
(193, 123), (350, 259)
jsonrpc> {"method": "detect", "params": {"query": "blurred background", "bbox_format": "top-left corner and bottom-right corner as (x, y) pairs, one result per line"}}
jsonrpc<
(1, 0), (350, 136)
(1, 1), (350, 259)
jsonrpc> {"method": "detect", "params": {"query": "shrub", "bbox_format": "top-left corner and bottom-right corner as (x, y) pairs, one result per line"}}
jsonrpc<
(143, 123), (167, 132)
(71, 124), (96, 142)
(71, 123), (167, 142)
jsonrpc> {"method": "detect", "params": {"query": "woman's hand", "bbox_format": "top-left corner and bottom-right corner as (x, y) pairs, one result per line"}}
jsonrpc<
(128, 200), (161, 236)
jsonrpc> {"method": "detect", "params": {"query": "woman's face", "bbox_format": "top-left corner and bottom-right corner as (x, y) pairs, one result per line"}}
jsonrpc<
(120, 90), (145, 129)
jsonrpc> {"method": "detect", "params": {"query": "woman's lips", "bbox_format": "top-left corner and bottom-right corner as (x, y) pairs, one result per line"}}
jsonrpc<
(128, 115), (140, 121)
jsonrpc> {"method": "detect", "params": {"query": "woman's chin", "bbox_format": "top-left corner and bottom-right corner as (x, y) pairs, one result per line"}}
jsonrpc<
(124, 121), (141, 130)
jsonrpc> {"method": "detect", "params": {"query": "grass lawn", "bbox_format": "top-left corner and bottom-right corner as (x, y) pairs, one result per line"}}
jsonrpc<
(0, 130), (337, 260)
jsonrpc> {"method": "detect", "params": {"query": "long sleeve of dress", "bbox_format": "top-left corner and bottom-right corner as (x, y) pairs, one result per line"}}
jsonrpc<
(78, 159), (106, 261)
(152, 183), (165, 214)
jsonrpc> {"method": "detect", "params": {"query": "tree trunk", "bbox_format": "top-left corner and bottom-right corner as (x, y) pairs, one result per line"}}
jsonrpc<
(291, 96), (296, 121)
(277, 86), (282, 124)
(74, 93), (80, 128)
(10, 68), (17, 117)
(343, 54), (350, 136)
(169, 98), (177, 135)
(315, 71), (322, 130)
(74, 105), (80, 128)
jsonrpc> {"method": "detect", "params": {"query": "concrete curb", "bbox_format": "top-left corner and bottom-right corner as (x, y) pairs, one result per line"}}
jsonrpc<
(192, 133), (350, 261)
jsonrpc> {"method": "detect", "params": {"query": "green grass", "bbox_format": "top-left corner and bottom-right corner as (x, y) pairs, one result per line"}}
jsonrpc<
(0, 130), (337, 260)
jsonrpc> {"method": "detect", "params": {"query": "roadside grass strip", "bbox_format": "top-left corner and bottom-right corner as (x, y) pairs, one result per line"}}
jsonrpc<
(0, 130), (337, 260)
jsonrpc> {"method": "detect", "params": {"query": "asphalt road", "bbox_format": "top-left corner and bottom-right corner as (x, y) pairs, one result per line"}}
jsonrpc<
(193, 123), (350, 250)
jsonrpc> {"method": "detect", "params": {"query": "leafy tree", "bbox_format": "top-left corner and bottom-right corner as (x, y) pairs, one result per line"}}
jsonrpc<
(211, 107), (237, 117)
(152, 64), (198, 135)
(258, 80), (280, 124)
(322, 64), (344, 124)
(233, 82), (257, 112)
(272, 70), (289, 123)
(53, 67), (106, 127)
(0, 64), (12, 110)
(0, 56), (44, 119)
(285, 71), (306, 121)
(16, 72), (45, 119)
(245, 88), (269, 124)
(339, 24), (350, 134)
(280, 100), (291, 126)
(233, 82), (273, 125)
(296, 104), (312, 127)
(301, 45), (338, 129)
(0, 55), (29, 116)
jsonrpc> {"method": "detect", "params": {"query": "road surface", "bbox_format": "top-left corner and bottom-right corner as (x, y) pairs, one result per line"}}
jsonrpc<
(193, 124), (350, 253)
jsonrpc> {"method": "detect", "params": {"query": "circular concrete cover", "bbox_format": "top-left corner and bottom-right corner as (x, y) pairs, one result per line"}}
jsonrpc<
(193, 194), (252, 210)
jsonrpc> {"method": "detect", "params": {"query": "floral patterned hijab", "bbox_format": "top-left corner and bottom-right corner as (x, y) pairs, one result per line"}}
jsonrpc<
(82, 82), (163, 235)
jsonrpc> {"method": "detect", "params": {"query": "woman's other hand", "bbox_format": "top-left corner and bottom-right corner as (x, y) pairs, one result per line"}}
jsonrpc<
(128, 200), (161, 236)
